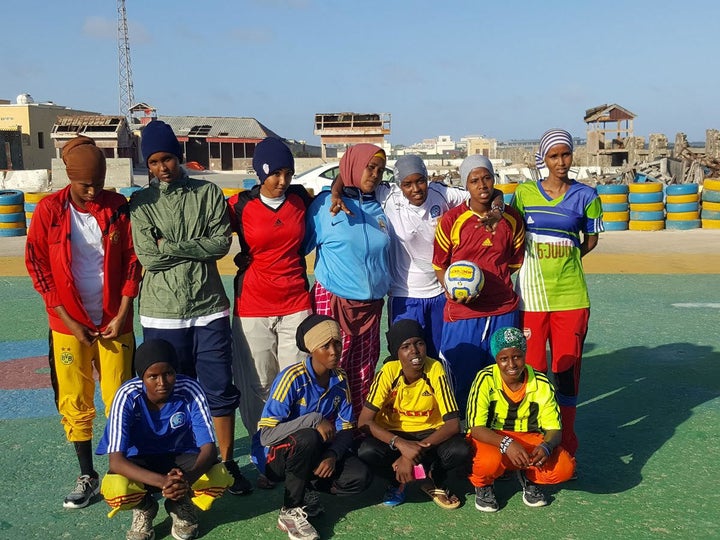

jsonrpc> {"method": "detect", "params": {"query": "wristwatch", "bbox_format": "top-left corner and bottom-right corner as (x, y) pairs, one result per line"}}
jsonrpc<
(388, 435), (399, 450)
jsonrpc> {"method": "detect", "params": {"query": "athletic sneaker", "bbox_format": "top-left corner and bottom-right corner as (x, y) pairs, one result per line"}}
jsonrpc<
(382, 484), (406, 507)
(517, 471), (548, 507)
(127, 496), (159, 540)
(224, 460), (253, 495)
(277, 506), (319, 540)
(164, 496), (199, 540)
(474, 485), (499, 512)
(63, 475), (100, 509)
(302, 489), (325, 517)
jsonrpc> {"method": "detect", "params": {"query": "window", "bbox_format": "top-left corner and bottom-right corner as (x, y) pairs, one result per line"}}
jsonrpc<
(37, 132), (44, 149)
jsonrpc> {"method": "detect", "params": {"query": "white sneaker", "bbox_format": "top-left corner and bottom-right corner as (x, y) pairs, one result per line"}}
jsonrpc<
(277, 506), (320, 540)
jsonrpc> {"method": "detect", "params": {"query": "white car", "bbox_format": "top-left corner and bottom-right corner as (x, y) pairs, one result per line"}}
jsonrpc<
(292, 162), (395, 195)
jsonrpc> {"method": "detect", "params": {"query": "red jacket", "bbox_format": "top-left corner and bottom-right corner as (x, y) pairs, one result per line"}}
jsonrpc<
(25, 186), (142, 335)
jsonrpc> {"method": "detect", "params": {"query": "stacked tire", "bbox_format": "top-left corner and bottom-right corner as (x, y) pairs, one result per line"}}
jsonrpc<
(496, 182), (518, 206)
(628, 182), (664, 231)
(0, 190), (27, 237)
(222, 187), (243, 199)
(665, 184), (700, 230)
(597, 184), (629, 231)
(701, 178), (720, 229)
(24, 192), (52, 231)
(119, 186), (143, 200)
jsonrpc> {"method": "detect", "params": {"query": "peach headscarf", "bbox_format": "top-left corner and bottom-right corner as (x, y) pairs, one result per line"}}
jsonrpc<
(339, 144), (385, 189)
(62, 136), (106, 183)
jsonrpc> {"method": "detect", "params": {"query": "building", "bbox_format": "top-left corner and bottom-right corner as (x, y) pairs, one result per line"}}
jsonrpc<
(154, 115), (282, 172)
(584, 103), (636, 166)
(51, 115), (135, 160)
(0, 94), (98, 170)
(463, 135), (498, 158)
(314, 112), (391, 159)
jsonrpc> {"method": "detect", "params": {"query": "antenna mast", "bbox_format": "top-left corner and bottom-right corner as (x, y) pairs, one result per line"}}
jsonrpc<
(117, 0), (135, 119)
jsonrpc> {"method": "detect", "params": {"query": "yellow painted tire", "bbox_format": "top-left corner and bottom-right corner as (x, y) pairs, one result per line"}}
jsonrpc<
(666, 194), (698, 204)
(666, 211), (700, 221)
(24, 192), (51, 203)
(702, 218), (720, 229)
(629, 202), (664, 212)
(25, 211), (33, 219)
(599, 194), (628, 204)
(603, 211), (630, 222)
(222, 188), (243, 198)
(0, 221), (26, 229)
(629, 182), (663, 193)
(495, 183), (518, 194)
(702, 200), (720, 212)
(0, 204), (23, 214)
(629, 220), (665, 231)
(703, 178), (720, 191)
(104, 187), (116, 193)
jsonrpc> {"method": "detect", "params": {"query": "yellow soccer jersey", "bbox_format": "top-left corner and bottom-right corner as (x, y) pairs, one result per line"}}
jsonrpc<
(365, 358), (459, 433)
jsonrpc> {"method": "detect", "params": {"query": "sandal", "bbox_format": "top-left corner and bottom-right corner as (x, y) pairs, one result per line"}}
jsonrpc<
(421, 483), (461, 510)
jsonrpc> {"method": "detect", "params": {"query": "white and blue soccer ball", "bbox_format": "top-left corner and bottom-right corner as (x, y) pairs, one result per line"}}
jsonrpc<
(444, 260), (485, 300)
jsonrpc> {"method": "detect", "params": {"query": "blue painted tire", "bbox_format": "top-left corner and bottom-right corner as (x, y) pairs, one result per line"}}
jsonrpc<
(603, 221), (629, 231)
(0, 227), (26, 237)
(665, 184), (698, 195)
(665, 202), (699, 213)
(596, 184), (629, 195)
(119, 186), (143, 198)
(666, 219), (701, 230)
(601, 202), (629, 212)
(0, 190), (24, 205)
(628, 192), (664, 204)
(702, 189), (720, 203)
(24, 202), (37, 212)
(503, 193), (514, 205)
(0, 212), (24, 223)
(630, 210), (665, 221)
(701, 209), (720, 220)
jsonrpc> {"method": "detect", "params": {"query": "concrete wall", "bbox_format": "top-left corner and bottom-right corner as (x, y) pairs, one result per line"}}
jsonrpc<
(51, 157), (134, 188)
(1, 169), (50, 191)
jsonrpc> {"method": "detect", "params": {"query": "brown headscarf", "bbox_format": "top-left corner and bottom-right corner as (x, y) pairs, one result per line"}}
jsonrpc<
(339, 144), (385, 188)
(62, 136), (106, 183)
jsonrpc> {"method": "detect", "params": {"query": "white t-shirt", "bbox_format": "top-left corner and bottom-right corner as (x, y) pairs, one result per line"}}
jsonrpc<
(376, 183), (467, 298)
(69, 204), (105, 325)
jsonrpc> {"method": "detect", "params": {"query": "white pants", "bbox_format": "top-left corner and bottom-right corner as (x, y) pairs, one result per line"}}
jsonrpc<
(232, 310), (311, 435)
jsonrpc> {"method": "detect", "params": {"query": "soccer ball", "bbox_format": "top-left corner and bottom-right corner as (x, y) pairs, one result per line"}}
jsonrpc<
(444, 260), (484, 300)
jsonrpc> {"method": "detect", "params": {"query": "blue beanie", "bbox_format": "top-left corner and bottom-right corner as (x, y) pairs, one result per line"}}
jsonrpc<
(393, 155), (427, 184)
(252, 137), (294, 183)
(141, 120), (183, 165)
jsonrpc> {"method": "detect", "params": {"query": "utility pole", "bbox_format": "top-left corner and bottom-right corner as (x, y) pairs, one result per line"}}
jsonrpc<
(117, 0), (134, 120)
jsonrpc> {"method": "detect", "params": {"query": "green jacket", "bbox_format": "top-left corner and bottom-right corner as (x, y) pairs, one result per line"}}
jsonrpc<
(129, 174), (231, 319)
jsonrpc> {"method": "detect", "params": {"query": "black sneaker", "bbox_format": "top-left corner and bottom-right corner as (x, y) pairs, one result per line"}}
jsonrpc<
(474, 485), (499, 512)
(302, 489), (325, 517)
(517, 471), (548, 507)
(164, 496), (199, 540)
(224, 460), (253, 495)
(63, 475), (100, 509)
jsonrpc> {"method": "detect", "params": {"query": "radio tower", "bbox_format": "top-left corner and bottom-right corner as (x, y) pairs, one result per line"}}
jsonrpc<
(117, 0), (134, 120)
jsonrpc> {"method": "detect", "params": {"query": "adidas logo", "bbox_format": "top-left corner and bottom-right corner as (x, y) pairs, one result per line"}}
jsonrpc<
(274, 218), (283, 227)
(482, 238), (493, 247)
(421, 391), (432, 397)
(527, 216), (535, 224)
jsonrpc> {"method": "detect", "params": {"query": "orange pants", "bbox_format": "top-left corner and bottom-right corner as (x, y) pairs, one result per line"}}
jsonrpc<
(468, 431), (575, 487)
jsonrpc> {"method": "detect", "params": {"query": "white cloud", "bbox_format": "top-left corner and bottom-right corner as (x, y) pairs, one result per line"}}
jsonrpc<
(83, 16), (115, 39)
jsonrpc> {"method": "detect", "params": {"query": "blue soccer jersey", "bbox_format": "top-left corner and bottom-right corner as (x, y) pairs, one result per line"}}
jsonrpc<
(97, 375), (215, 457)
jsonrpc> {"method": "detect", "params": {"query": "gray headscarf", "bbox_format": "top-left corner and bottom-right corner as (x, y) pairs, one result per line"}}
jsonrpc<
(459, 155), (495, 185)
(393, 155), (427, 184)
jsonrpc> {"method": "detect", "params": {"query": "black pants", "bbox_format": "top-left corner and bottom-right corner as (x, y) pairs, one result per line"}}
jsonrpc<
(119, 453), (212, 494)
(357, 430), (471, 487)
(264, 428), (371, 508)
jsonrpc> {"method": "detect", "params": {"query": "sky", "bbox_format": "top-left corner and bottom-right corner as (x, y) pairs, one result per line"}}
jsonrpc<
(3, 0), (718, 146)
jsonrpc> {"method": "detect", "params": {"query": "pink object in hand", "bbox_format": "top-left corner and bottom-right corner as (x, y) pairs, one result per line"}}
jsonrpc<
(413, 464), (426, 480)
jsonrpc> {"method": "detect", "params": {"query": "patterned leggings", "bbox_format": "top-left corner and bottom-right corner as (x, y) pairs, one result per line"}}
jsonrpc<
(312, 282), (380, 417)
